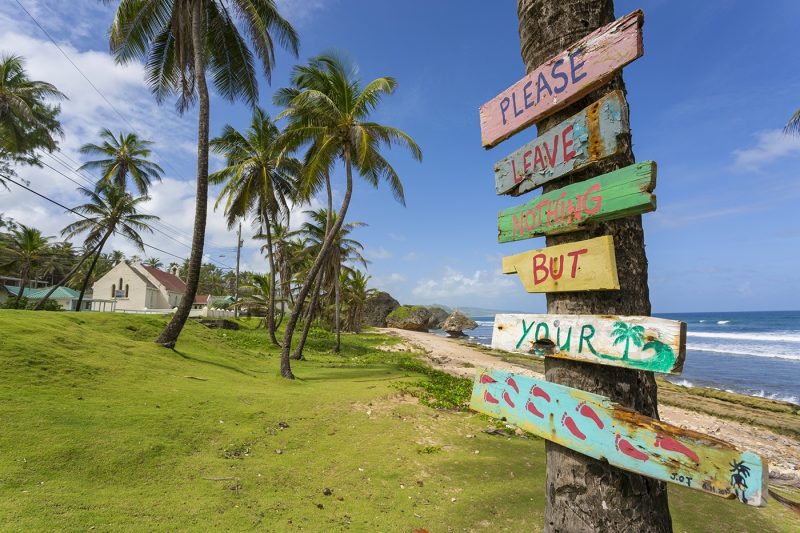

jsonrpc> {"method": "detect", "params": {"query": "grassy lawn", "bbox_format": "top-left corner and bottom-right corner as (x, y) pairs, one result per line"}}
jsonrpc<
(0, 311), (797, 532)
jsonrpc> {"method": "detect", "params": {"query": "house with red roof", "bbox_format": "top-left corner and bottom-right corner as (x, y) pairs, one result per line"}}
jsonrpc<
(90, 261), (187, 311)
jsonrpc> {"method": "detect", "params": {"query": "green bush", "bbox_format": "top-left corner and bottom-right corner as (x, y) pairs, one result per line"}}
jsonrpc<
(1, 296), (63, 311)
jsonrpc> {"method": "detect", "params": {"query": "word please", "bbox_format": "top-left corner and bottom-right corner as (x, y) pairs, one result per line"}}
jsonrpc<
(499, 51), (586, 126)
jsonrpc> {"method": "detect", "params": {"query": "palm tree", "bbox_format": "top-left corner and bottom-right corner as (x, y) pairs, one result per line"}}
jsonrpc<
(235, 273), (275, 327)
(61, 184), (159, 311)
(0, 54), (64, 186)
(341, 269), (374, 333)
(786, 109), (800, 136)
(78, 129), (164, 195)
(144, 257), (163, 268)
(275, 54), (422, 378)
(0, 224), (52, 307)
(110, 250), (126, 265)
(209, 107), (299, 345)
(610, 321), (645, 361)
(291, 208), (367, 358)
(103, 0), (299, 348)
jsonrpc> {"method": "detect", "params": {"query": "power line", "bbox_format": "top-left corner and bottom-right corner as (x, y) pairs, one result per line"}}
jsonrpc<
(2, 172), (190, 263)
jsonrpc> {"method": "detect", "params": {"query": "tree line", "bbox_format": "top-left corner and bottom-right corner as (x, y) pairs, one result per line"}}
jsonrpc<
(1, 0), (419, 379)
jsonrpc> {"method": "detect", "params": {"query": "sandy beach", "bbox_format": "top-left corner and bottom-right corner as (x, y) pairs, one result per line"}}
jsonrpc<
(378, 328), (800, 488)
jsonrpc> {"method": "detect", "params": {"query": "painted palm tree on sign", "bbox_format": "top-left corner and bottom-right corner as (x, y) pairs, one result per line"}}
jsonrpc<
(78, 129), (164, 195)
(275, 53), (422, 378)
(103, 0), (299, 348)
(61, 184), (158, 311)
(611, 321), (645, 361)
(0, 224), (53, 307)
(210, 107), (299, 345)
(0, 54), (64, 185)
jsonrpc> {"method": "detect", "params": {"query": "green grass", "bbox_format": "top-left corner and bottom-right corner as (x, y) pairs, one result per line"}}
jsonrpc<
(0, 311), (797, 532)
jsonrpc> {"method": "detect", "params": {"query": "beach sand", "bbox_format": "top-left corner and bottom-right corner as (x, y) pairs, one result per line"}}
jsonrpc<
(378, 327), (800, 488)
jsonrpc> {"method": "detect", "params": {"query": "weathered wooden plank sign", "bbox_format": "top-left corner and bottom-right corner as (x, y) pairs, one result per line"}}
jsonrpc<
(470, 369), (768, 506)
(502, 235), (619, 292)
(479, 10), (643, 148)
(497, 162), (656, 243)
(491, 313), (686, 374)
(494, 91), (630, 196)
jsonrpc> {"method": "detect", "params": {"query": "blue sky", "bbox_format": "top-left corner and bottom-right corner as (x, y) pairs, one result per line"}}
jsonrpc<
(1, 0), (799, 312)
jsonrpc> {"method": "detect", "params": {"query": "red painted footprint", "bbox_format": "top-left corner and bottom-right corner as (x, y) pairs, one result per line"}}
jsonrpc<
(480, 373), (497, 384)
(502, 390), (516, 408)
(530, 385), (551, 402)
(576, 401), (604, 429)
(505, 376), (519, 394)
(526, 399), (545, 418)
(561, 413), (586, 440)
(654, 433), (700, 464)
(615, 434), (649, 462)
(483, 389), (499, 404)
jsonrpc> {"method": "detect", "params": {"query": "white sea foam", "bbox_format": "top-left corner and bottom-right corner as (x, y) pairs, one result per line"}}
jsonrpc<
(717, 320), (731, 324)
(671, 379), (694, 388)
(688, 331), (800, 343)
(686, 344), (800, 361)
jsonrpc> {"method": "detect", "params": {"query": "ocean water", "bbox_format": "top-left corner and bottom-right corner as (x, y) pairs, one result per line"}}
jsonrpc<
(438, 311), (800, 405)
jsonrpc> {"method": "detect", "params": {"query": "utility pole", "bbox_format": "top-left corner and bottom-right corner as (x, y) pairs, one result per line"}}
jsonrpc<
(234, 221), (242, 319)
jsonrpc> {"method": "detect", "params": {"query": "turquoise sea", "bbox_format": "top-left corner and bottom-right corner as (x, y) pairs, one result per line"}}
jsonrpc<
(446, 310), (800, 405)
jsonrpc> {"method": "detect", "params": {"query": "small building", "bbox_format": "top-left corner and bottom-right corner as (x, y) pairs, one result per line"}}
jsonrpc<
(90, 261), (186, 312)
(1, 285), (95, 311)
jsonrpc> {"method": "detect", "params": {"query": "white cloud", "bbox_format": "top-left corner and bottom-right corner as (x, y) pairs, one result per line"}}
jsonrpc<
(403, 251), (417, 261)
(275, 0), (333, 26)
(366, 246), (392, 260)
(732, 129), (800, 171)
(412, 266), (515, 303)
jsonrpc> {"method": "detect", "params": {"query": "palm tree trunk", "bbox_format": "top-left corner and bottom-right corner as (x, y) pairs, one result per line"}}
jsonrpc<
(264, 215), (280, 345)
(290, 173), (335, 361)
(74, 230), (112, 312)
(155, 2), (209, 348)
(34, 242), (100, 310)
(334, 260), (341, 352)
(516, 1), (671, 530)
(13, 268), (29, 308)
(291, 273), (323, 360)
(280, 153), (354, 378)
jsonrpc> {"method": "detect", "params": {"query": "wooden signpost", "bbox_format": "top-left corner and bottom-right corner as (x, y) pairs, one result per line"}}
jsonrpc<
(494, 91), (630, 196)
(497, 162), (656, 243)
(491, 313), (686, 374)
(470, 369), (768, 507)
(502, 235), (619, 292)
(476, 7), (769, 521)
(479, 10), (643, 148)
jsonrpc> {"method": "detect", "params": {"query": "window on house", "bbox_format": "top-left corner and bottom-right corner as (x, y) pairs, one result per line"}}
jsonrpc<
(111, 284), (116, 297)
(125, 284), (129, 297)
(119, 277), (123, 290)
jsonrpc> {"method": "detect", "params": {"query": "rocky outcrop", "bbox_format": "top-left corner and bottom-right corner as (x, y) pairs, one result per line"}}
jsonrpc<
(442, 311), (479, 337)
(386, 305), (432, 332)
(427, 307), (450, 329)
(362, 291), (400, 327)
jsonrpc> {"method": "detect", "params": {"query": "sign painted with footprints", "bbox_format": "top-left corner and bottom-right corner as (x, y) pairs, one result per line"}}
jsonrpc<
(470, 369), (768, 506)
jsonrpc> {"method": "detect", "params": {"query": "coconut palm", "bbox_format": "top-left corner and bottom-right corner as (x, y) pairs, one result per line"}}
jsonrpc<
(144, 257), (163, 268)
(275, 54), (422, 378)
(78, 129), (164, 195)
(61, 184), (159, 311)
(292, 208), (366, 357)
(611, 321), (645, 361)
(0, 54), (64, 185)
(103, 0), (299, 348)
(0, 224), (53, 307)
(210, 107), (300, 344)
(341, 269), (374, 333)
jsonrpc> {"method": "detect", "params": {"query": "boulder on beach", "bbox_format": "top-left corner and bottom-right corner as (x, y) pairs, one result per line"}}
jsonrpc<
(386, 305), (432, 332)
(442, 311), (478, 337)
(427, 307), (450, 329)
(362, 291), (400, 327)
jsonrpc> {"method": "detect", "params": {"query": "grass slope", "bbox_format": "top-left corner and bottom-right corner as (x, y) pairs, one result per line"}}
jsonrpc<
(0, 311), (796, 532)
